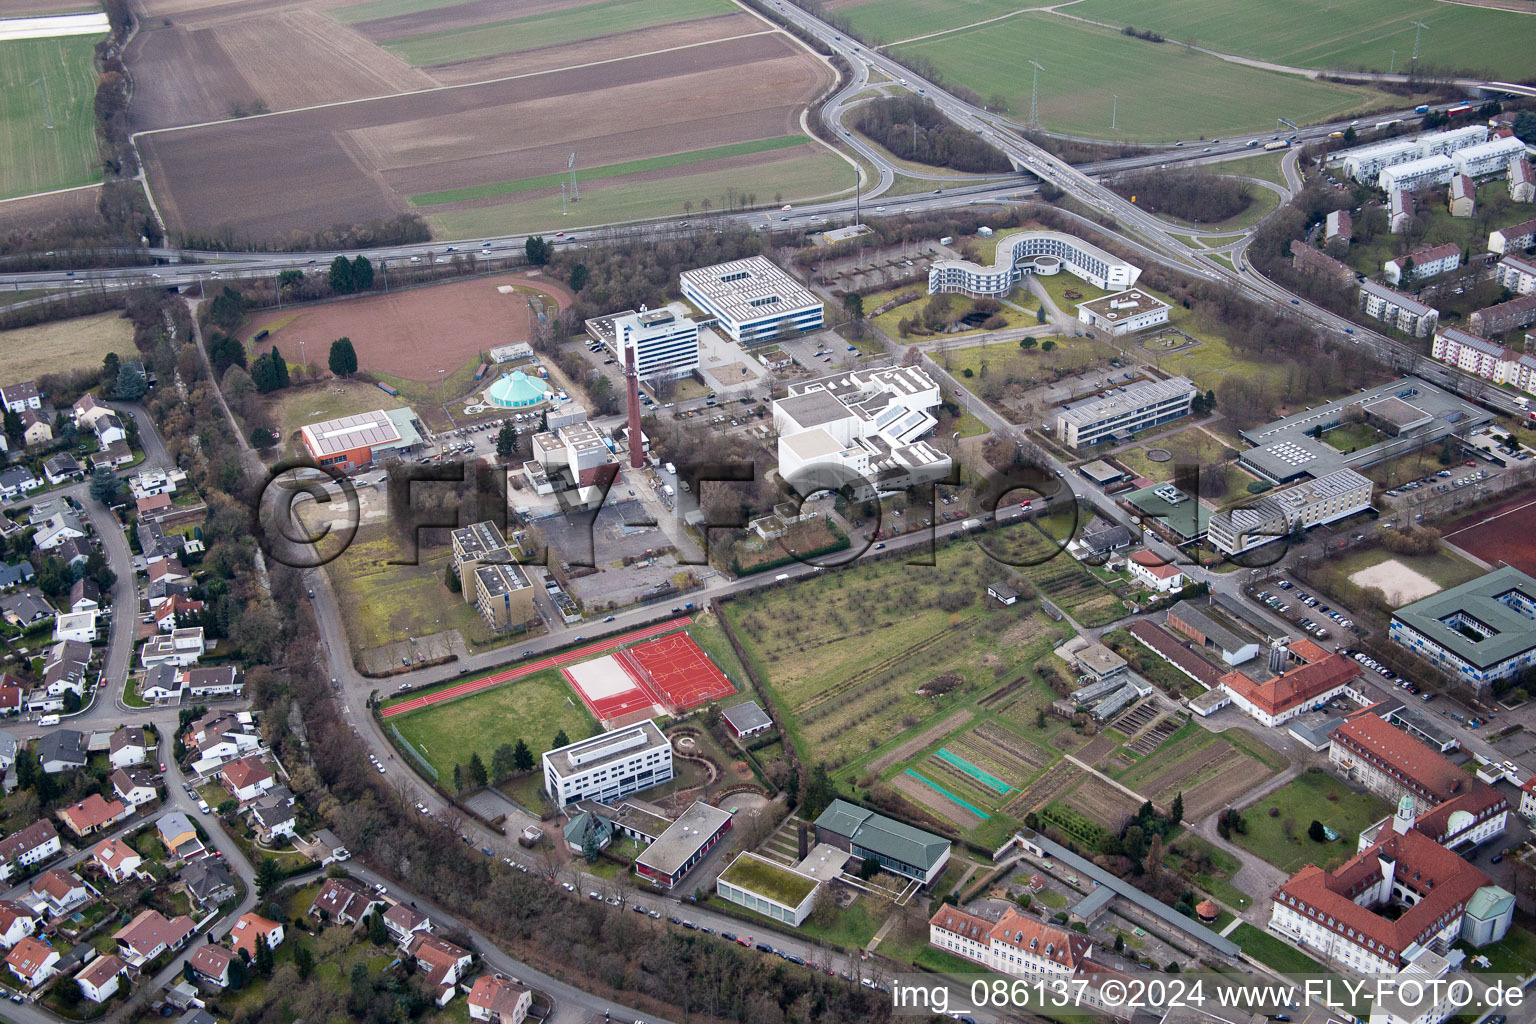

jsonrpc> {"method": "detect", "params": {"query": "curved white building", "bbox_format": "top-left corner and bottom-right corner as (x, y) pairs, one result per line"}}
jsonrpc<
(928, 230), (1141, 297)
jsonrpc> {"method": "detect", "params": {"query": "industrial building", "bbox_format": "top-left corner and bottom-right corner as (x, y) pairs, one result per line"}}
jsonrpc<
(1358, 280), (1439, 337)
(525, 422), (619, 506)
(1384, 242), (1461, 286)
(772, 365), (950, 497)
(1054, 376), (1196, 449)
(1206, 468), (1372, 556)
(677, 256), (822, 343)
(927, 230), (1141, 297)
(1389, 567), (1536, 689)
(1074, 289), (1170, 336)
(541, 722), (673, 806)
(299, 409), (422, 471)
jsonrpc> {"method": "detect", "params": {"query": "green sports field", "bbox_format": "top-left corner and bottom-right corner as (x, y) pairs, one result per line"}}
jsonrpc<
(891, 14), (1389, 142)
(0, 35), (102, 199)
(1069, 0), (1536, 79)
(380, 0), (739, 66)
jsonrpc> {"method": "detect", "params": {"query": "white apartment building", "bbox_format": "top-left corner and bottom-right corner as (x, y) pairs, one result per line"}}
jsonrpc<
(1075, 289), (1170, 336)
(541, 722), (673, 806)
(1511, 157), (1535, 203)
(1448, 174), (1476, 218)
(1358, 280), (1439, 337)
(1206, 468), (1373, 556)
(1453, 136), (1527, 178)
(1055, 376), (1195, 449)
(773, 365), (950, 496)
(1338, 125), (1488, 184)
(1378, 155), (1455, 195)
(1490, 216), (1536, 254)
(1384, 242), (1461, 286)
(1495, 254), (1536, 294)
(928, 229), (1141, 297)
(1389, 189), (1414, 234)
(678, 256), (822, 343)
(613, 307), (699, 381)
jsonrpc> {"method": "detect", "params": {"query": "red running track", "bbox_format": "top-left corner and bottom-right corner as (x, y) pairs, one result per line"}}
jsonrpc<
(379, 617), (693, 718)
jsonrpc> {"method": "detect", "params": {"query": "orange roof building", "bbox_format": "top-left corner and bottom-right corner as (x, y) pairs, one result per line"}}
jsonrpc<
(931, 905), (1093, 979)
(1218, 653), (1360, 726)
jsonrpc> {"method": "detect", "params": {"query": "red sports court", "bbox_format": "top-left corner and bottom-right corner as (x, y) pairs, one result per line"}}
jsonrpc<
(622, 632), (736, 713)
(562, 655), (658, 722)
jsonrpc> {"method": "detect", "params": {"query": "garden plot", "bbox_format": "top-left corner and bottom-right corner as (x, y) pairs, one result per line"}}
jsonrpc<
(1007, 762), (1084, 816)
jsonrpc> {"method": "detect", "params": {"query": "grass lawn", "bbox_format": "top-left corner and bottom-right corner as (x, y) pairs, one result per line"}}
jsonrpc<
(1212, 150), (1291, 187)
(943, 334), (1119, 386)
(1035, 270), (1111, 312)
(1112, 423), (1240, 481)
(1166, 833), (1248, 909)
(1321, 420), (1388, 453)
(1307, 543), (1483, 612)
(0, 35), (102, 198)
(1232, 922), (1327, 976)
(428, 149), (853, 237)
(389, 667), (599, 782)
(891, 14), (1392, 142)
(1068, 0), (1536, 80)
(380, 0), (737, 64)
(1456, 923), (1536, 976)
(323, 523), (499, 655)
(837, 0), (1026, 43)
(0, 311), (135, 383)
(872, 290), (1042, 343)
(262, 379), (411, 453)
(1343, 178), (1529, 280)
(1233, 768), (1392, 874)
(685, 615), (752, 700)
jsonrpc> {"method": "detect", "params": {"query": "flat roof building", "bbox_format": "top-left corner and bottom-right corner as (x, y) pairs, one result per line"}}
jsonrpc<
(596, 307), (701, 381)
(1206, 468), (1372, 556)
(542, 722), (672, 806)
(1389, 567), (1536, 689)
(678, 256), (822, 343)
(721, 701), (772, 738)
(814, 798), (951, 886)
(928, 229), (1141, 297)
(300, 410), (402, 471)
(1075, 289), (1170, 336)
(473, 562), (535, 632)
(716, 852), (821, 926)
(634, 801), (733, 889)
(1055, 376), (1196, 449)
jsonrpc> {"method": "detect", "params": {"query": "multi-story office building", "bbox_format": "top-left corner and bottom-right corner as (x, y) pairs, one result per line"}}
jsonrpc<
(1390, 567), (1536, 689)
(1055, 376), (1196, 449)
(677, 256), (822, 343)
(1384, 242), (1461, 286)
(541, 722), (673, 806)
(472, 562), (534, 631)
(612, 307), (699, 381)
(928, 230), (1141, 297)
(1378, 155), (1454, 194)
(1206, 468), (1372, 556)
(1358, 280), (1439, 337)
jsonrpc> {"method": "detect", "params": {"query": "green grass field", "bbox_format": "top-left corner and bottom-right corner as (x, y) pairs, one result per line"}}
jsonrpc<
(413, 136), (814, 205)
(1070, 0), (1536, 79)
(390, 667), (599, 782)
(1232, 922), (1327, 977)
(944, 335), (1121, 387)
(0, 36), (103, 199)
(332, 0), (483, 24)
(837, 0), (1025, 44)
(381, 0), (738, 65)
(427, 149), (852, 237)
(1232, 768), (1392, 874)
(1321, 420), (1387, 453)
(1214, 150), (1291, 187)
(891, 14), (1390, 142)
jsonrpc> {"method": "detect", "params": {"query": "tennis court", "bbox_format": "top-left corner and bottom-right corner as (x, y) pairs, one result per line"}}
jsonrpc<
(623, 631), (736, 713)
(564, 654), (661, 722)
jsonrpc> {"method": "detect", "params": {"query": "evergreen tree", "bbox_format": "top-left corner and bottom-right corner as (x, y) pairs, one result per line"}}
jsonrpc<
(351, 256), (374, 290)
(2, 409), (21, 446)
(328, 337), (358, 377)
(492, 743), (516, 780)
(496, 422), (517, 458)
(1170, 791), (1184, 823)
(802, 763), (836, 818)
(114, 363), (147, 400)
(512, 739), (533, 772)
(453, 764), (464, 792)
(525, 236), (553, 265)
(329, 255), (355, 294)
(89, 466), (120, 505)
(468, 752), (488, 788)
(102, 352), (121, 389)
(368, 909), (388, 946)
(254, 933), (275, 977)
(1308, 819), (1327, 843)
(552, 730), (570, 749)
(294, 942), (314, 980)
(271, 347), (290, 389)
(445, 564), (461, 593)
(227, 957), (247, 990)
(255, 856), (283, 898)
(250, 426), (277, 450)
(569, 263), (589, 291)
(581, 821), (602, 862)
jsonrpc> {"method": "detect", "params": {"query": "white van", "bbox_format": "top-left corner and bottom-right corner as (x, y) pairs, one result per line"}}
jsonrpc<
(38, 714), (60, 727)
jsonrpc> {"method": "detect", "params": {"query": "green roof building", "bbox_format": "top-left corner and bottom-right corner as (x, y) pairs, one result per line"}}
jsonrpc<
(1389, 567), (1536, 689)
(716, 853), (821, 926)
(813, 799), (951, 886)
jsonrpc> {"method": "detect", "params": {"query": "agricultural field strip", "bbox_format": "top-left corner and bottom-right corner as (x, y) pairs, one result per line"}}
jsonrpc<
(894, 772), (982, 829)
(865, 709), (976, 776)
(905, 769), (992, 818)
(1006, 762), (1083, 815)
(791, 622), (971, 717)
(412, 135), (812, 204)
(130, 27), (783, 139)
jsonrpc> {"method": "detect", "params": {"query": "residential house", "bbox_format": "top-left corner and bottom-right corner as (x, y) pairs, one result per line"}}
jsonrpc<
(154, 594), (205, 632)
(146, 558), (189, 586)
(1511, 157), (1535, 203)
(109, 728), (148, 770)
(181, 859), (237, 909)
(140, 627), (204, 669)
(6, 936), (59, 988)
(467, 976), (533, 1024)
(229, 913), (284, 961)
(136, 494), (173, 522)
(53, 536), (92, 570)
(1468, 294), (1536, 338)
(1290, 240), (1356, 287)
(1449, 174), (1476, 217)
(0, 901), (38, 949)
(57, 794), (130, 838)
(53, 610), (98, 644)
(308, 877), (381, 926)
(90, 440), (133, 471)
(383, 903), (433, 946)
(188, 944), (237, 988)
(137, 522), (183, 564)
(187, 712), (260, 766)
(128, 468), (182, 500)
(44, 640), (91, 698)
(249, 799), (296, 843)
(220, 757), (274, 804)
(111, 768), (160, 810)
(1384, 242), (1462, 286)
(93, 837), (143, 884)
(1326, 209), (1352, 242)
(1127, 549), (1187, 593)
(0, 677), (20, 717)
(1490, 216), (1536, 254)
(75, 954), (126, 1003)
(0, 467), (41, 502)
(21, 410), (51, 448)
(71, 395), (112, 429)
(34, 512), (86, 552)
(42, 454), (83, 486)
(114, 909), (195, 966)
(30, 869), (90, 916)
(0, 734), (14, 770)
(406, 933), (474, 1005)
(0, 821), (62, 881)
(0, 561), (36, 591)
(94, 414), (126, 447)
(156, 812), (202, 862)
(0, 382), (41, 414)
(37, 730), (88, 773)
(0, 588), (54, 628)
(68, 579), (101, 615)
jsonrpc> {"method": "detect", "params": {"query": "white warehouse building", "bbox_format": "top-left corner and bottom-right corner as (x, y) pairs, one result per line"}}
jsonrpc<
(928, 230), (1141, 297)
(678, 256), (822, 343)
(541, 722), (673, 806)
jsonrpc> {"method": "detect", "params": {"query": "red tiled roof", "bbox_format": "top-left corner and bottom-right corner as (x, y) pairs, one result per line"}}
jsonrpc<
(114, 909), (194, 957)
(1127, 620), (1223, 688)
(221, 757), (272, 793)
(94, 838), (139, 873)
(6, 937), (55, 979)
(58, 794), (127, 835)
(1129, 549), (1184, 578)
(0, 900), (35, 934)
(1332, 715), (1470, 803)
(1412, 786), (1507, 845)
(0, 821), (57, 866)
(31, 870), (82, 903)
(1275, 827), (1488, 965)
(77, 954), (124, 989)
(230, 913), (281, 960)
(1287, 638), (1330, 664)
(930, 906), (1091, 969)
(468, 976), (530, 1017)
(190, 944), (235, 981)
(929, 905), (991, 942)
(1220, 653), (1358, 718)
